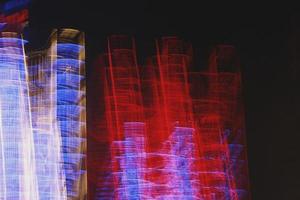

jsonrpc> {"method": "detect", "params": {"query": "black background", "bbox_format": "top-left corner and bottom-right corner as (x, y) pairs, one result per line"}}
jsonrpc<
(26, 1), (300, 199)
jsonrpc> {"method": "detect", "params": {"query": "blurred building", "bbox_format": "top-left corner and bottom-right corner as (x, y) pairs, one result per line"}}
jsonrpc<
(0, 30), (38, 200)
(1, 0), (87, 199)
(91, 36), (251, 200)
(28, 28), (87, 200)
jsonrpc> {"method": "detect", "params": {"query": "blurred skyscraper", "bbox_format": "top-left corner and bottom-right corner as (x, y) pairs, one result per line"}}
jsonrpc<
(28, 28), (87, 199)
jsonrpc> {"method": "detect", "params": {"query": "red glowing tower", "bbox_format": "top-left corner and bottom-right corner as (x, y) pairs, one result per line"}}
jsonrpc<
(90, 36), (251, 200)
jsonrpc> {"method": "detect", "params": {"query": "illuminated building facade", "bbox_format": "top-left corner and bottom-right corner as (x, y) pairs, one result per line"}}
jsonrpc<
(1, 0), (87, 199)
(0, 29), (87, 200)
(54, 29), (86, 200)
(0, 31), (38, 200)
(189, 45), (250, 199)
(90, 35), (251, 200)
(28, 28), (87, 200)
(104, 35), (145, 199)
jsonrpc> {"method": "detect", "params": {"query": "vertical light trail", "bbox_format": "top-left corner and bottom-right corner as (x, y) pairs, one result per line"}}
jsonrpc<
(19, 33), (39, 200)
(0, 99), (7, 200)
(155, 39), (170, 136)
(107, 37), (121, 141)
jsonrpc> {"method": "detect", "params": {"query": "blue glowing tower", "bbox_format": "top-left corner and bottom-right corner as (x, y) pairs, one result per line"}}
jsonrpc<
(53, 29), (87, 199)
(0, 31), (38, 200)
(28, 28), (87, 200)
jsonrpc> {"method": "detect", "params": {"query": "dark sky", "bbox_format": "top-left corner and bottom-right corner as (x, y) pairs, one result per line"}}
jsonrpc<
(28, 1), (299, 199)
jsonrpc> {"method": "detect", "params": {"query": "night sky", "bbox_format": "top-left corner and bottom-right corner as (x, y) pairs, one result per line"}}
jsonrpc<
(27, 1), (300, 199)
